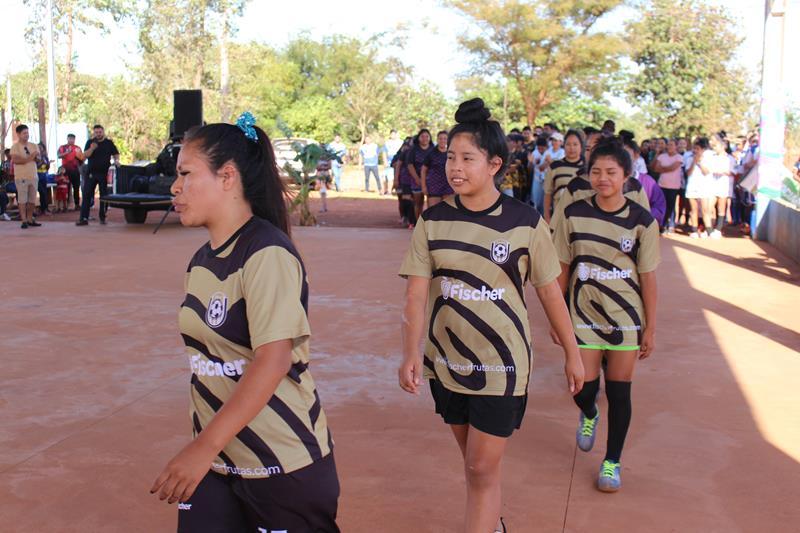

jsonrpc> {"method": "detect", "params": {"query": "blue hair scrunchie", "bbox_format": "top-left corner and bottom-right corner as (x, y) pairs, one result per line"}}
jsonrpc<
(236, 111), (258, 142)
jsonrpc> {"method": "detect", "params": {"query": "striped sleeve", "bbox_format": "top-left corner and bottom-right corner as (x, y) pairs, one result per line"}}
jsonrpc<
(399, 217), (432, 278)
(242, 246), (311, 350)
(528, 219), (561, 287)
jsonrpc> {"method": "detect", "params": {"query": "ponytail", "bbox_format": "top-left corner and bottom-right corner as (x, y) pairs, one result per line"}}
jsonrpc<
(183, 122), (290, 236)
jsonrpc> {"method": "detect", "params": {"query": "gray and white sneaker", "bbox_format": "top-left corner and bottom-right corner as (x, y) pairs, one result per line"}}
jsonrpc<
(576, 407), (600, 452)
(597, 460), (621, 493)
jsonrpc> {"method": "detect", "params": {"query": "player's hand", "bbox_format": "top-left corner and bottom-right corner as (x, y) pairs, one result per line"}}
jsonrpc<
(398, 355), (423, 395)
(565, 354), (585, 395)
(549, 327), (562, 346)
(150, 440), (215, 504)
(639, 328), (655, 359)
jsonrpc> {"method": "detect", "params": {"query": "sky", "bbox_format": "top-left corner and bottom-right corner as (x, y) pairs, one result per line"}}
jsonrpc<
(1, 0), (797, 107)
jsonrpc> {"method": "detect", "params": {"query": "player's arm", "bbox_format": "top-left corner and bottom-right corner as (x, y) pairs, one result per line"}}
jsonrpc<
(536, 278), (583, 394)
(399, 276), (430, 395)
(639, 271), (657, 360)
(407, 160), (421, 186)
(420, 165), (429, 196)
(543, 193), (553, 223)
(151, 338), (293, 504)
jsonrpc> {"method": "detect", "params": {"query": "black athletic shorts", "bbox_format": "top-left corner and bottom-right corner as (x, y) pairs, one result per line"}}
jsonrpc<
(429, 380), (527, 438)
(177, 453), (340, 533)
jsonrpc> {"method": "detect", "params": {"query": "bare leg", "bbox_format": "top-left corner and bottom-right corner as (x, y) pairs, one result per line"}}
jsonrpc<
(463, 426), (508, 533)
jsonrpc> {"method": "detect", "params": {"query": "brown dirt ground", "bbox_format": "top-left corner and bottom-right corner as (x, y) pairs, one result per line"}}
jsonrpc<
(1, 197), (799, 532)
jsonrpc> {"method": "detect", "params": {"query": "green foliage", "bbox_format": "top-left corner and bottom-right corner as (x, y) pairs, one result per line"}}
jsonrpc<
(447, 0), (626, 125)
(538, 92), (617, 131)
(281, 96), (338, 143)
(284, 143), (339, 226)
(626, 0), (756, 137)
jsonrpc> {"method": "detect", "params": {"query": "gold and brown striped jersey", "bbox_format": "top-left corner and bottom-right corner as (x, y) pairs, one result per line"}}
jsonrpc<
(544, 159), (585, 205)
(553, 196), (660, 350)
(549, 176), (651, 235)
(179, 217), (332, 479)
(399, 195), (561, 396)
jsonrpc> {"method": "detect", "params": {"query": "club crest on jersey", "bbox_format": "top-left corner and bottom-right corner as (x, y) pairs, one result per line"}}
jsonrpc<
(620, 236), (634, 253)
(490, 240), (511, 264)
(441, 277), (453, 300)
(577, 263), (591, 282)
(206, 292), (228, 328)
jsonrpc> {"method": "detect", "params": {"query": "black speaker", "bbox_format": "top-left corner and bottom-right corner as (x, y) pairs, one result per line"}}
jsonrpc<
(173, 90), (203, 138)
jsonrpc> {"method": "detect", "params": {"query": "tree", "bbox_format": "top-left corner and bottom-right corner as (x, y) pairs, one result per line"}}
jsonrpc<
(446, 0), (625, 126)
(626, 0), (756, 137)
(23, 0), (132, 115)
(342, 66), (394, 144)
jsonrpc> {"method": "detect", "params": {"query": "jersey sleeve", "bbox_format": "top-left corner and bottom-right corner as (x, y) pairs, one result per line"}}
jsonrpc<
(241, 246), (311, 350)
(398, 217), (432, 278)
(422, 150), (433, 168)
(637, 220), (661, 273)
(552, 207), (572, 265)
(528, 219), (561, 287)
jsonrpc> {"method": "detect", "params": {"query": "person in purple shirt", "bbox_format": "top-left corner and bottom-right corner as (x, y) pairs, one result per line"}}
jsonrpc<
(623, 139), (665, 230)
(420, 131), (453, 208)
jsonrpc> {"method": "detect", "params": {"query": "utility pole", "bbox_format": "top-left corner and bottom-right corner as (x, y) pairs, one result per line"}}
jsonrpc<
(754, 0), (788, 237)
(45, 0), (58, 168)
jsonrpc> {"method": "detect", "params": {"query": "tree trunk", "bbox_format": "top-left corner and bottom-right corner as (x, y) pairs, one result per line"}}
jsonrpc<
(218, 15), (230, 123)
(61, 9), (74, 115)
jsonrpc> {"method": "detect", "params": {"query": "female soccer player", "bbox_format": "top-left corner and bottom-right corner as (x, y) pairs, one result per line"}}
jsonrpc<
(552, 137), (659, 493)
(151, 113), (340, 532)
(406, 128), (435, 220)
(421, 130), (454, 208)
(398, 99), (585, 533)
(542, 129), (585, 222)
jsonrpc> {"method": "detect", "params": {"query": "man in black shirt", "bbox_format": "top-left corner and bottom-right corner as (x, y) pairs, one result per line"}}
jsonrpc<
(77, 124), (119, 225)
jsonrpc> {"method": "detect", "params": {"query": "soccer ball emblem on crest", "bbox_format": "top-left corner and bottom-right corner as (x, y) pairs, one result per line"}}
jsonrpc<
(206, 292), (228, 328)
(577, 262), (591, 282)
(440, 277), (453, 300)
(490, 240), (511, 264)
(620, 236), (634, 253)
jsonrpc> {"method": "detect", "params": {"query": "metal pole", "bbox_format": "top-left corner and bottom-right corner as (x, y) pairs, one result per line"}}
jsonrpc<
(45, 0), (58, 171)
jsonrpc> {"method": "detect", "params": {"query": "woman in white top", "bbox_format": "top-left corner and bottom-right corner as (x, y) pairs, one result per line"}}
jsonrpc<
(708, 134), (735, 238)
(685, 137), (715, 238)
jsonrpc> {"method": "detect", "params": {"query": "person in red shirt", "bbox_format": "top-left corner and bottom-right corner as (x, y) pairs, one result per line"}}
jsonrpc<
(55, 166), (70, 212)
(57, 134), (83, 210)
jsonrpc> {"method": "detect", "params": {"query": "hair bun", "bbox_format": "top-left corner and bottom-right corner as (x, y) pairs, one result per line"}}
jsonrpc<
(455, 98), (491, 124)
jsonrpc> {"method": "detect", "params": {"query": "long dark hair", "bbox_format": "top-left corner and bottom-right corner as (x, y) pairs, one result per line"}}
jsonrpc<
(588, 136), (632, 177)
(184, 123), (289, 235)
(447, 98), (509, 179)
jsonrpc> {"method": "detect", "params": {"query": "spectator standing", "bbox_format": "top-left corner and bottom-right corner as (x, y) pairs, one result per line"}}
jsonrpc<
(382, 130), (403, 195)
(58, 133), (83, 209)
(420, 131), (452, 208)
(685, 137), (715, 238)
(54, 166), (70, 212)
(36, 142), (50, 215)
(77, 124), (119, 226)
(359, 135), (381, 193)
(623, 139), (666, 229)
(405, 129), (435, 221)
(1, 149), (13, 220)
(529, 136), (549, 214)
(708, 134), (735, 239)
(654, 139), (683, 233)
(10, 124), (42, 229)
(327, 135), (346, 192)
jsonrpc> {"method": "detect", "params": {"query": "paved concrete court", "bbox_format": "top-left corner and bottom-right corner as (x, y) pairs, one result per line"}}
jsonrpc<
(1, 218), (798, 532)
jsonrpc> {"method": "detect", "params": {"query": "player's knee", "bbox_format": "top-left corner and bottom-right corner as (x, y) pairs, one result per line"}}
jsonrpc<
(464, 457), (500, 488)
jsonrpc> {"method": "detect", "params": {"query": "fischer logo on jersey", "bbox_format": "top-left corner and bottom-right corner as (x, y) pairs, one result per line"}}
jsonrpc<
(190, 354), (247, 377)
(576, 262), (633, 282)
(441, 277), (506, 302)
